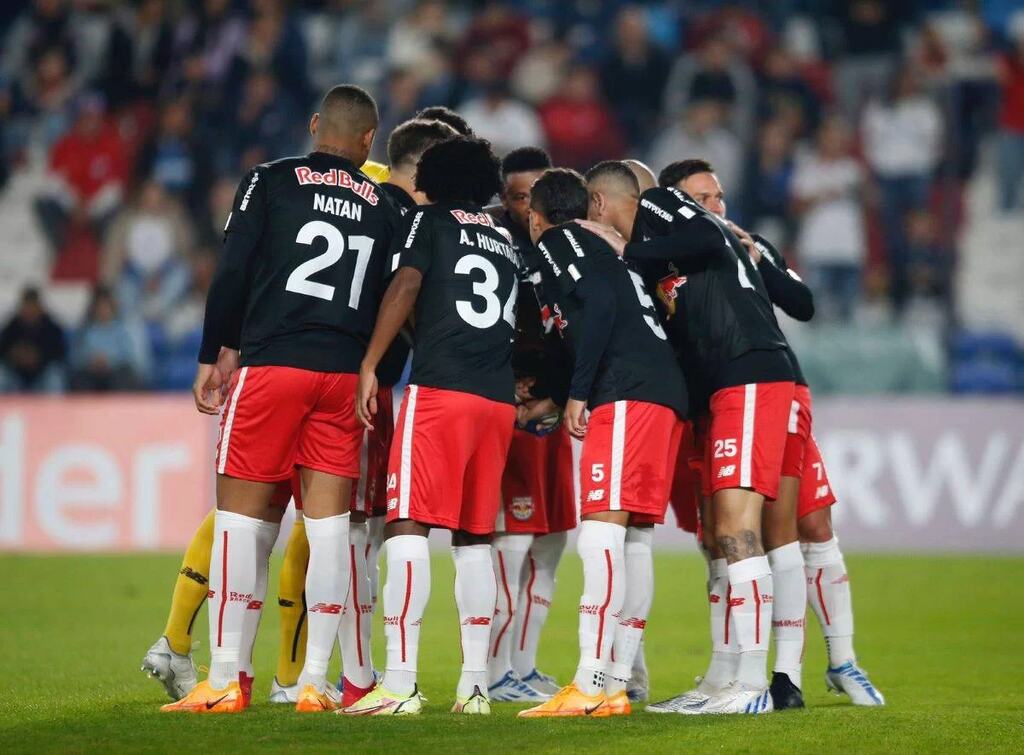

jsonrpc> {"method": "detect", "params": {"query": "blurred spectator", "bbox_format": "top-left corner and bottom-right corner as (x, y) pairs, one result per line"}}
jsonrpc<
(102, 181), (192, 323)
(538, 64), (625, 172)
(757, 47), (820, 137)
(740, 118), (796, 239)
(461, 81), (545, 157)
(0, 0), (81, 91)
(155, 252), (216, 390)
(648, 99), (742, 196)
(4, 46), (78, 158)
(831, 0), (904, 118)
(599, 6), (670, 147)
(995, 33), (1024, 212)
(136, 97), (211, 218)
(170, 0), (247, 115)
(232, 70), (302, 170)
(386, 0), (452, 75)
(70, 286), (149, 392)
(861, 66), (943, 315)
(0, 287), (67, 393)
(227, 0), (310, 113)
(374, 69), (424, 162)
(903, 208), (952, 309)
(197, 176), (238, 247)
(663, 35), (756, 141)
(456, 1), (531, 80)
(512, 38), (572, 105)
(322, 0), (392, 92)
(791, 117), (866, 321)
(100, 0), (173, 108)
(34, 94), (128, 255)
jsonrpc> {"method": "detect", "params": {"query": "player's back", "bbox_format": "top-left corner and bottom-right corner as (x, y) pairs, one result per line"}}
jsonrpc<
(231, 151), (401, 372)
(537, 223), (686, 417)
(395, 202), (522, 404)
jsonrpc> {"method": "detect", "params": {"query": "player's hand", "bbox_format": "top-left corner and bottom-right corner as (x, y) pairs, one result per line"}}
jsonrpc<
(726, 220), (758, 262)
(215, 347), (240, 403)
(193, 363), (225, 415)
(516, 397), (558, 428)
(356, 365), (378, 431)
(515, 376), (537, 403)
(564, 398), (588, 438)
(574, 219), (626, 256)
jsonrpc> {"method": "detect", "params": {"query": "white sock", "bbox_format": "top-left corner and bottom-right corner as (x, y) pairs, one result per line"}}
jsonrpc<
(511, 531), (566, 678)
(208, 510), (263, 689)
(366, 515), (385, 607)
(632, 637), (647, 683)
(768, 541), (806, 689)
(702, 557), (738, 693)
(727, 555), (773, 689)
(487, 534), (532, 684)
(608, 526), (654, 695)
(802, 537), (856, 667)
(573, 520), (626, 696)
(382, 535), (430, 696)
(297, 513), (351, 690)
(239, 520), (279, 681)
(339, 521), (374, 689)
(453, 544), (497, 698)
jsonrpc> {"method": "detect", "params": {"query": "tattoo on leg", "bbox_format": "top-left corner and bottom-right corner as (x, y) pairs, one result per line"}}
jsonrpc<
(718, 529), (763, 563)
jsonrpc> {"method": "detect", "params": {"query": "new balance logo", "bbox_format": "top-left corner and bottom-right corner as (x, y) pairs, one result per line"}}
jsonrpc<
(246, 600), (263, 610)
(816, 484), (830, 499)
(586, 489), (605, 502)
(531, 595), (551, 608)
(728, 596), (746, 608)
(718, 464), (736, 478)
(180, 566), (208, 586)
(310, 602), (343, 615)
(462, 616), (490, 626)
(621, 617), (647, 629)
(388, 497), (398, 511)
(709, 594), (721, 604)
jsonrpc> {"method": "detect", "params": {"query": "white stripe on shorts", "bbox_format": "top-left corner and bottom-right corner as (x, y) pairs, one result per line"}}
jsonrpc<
(740, 384), (756, 488)
(217, 367), (248, 475)
(788, 399), (800, 434)
(398, 385), (418, 520)
(609, 401), (626, 510)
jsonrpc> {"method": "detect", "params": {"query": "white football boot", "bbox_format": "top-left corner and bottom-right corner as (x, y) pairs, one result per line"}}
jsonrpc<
(826, 661), (885, 706)
(488, 671), (551, 702)
(141, 636), (198, 701)
(269, 677), (300, 704)
(519, 668), (560, 697)
(675, 682), (773, 715)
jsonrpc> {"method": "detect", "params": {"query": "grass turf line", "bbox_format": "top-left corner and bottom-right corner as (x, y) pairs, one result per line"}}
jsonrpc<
(0, 552), (1020, 753)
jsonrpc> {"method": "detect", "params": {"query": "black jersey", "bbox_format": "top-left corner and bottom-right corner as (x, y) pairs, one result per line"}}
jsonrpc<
(376, 182), (418, 386)
(199, 152), (402, 373)
(752, 234), (813, 386)
(394, 202), (522, 404)
(627, 187), (793, 392)
(536, 223), (687, 417)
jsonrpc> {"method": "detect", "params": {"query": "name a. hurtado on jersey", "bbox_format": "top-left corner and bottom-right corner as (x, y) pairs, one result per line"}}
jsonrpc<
(294, 166), (379, 205)
(451, 210), (518, 266)
(313, 192), (363, 221)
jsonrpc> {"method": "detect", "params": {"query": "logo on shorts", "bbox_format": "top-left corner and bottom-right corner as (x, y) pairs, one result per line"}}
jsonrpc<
(511, 496), (534, 521)
(386, 473), (397, 490)
(815, 484), (830, 499)
(718, 464), (736, 478)
(387, 497), (398, 511)
(586, 489), (605, 502)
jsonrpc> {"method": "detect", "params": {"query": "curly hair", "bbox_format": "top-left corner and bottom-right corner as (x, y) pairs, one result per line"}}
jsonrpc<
(415, 136), (502, 205)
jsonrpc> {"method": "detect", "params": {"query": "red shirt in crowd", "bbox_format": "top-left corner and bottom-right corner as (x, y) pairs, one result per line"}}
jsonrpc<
(49, 120), (129, 202)
(539, 97), (626, 172)
(997, 52), (1024, 134)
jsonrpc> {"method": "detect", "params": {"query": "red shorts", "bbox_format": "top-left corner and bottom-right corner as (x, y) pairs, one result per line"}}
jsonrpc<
(216, 366), (362, 482)
(386, 385), (515, 535)
(579, 401), (683, 524)
(705, 381), (795, 500)
(668, 420), (703, 533)
(497, 425), (577, 535)
(781, 384), (813, 479)
(351, 385), (394, 516)
(798, 434), (837, 518)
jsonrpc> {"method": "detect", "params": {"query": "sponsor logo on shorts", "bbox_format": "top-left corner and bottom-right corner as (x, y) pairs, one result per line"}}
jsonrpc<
(310, 602), (343, 615)
(511, 496), (534, 521)
(815, 484), (830, 499)
(586, 489), (605, 502)
(388, 497), (398, 511)
(386, 473), (397, 490)
(462, 616), (491, 626)
(718, 464), (736, 478)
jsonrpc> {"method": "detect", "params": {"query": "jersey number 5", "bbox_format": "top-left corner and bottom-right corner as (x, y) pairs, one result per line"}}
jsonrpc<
(454, 254), (517, 329)
(286, 220), (374, 308)
(627, 269), (667, 340)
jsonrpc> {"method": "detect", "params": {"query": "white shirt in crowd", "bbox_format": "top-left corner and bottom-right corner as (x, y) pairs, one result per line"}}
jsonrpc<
(861, 96), (943, 177)
(459, 96), (546, 157)
(791, 150), (866, 266)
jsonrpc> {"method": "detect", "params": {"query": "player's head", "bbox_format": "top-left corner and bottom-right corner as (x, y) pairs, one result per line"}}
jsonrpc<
(415, 136), (502, 206)
(501, 146), (552, 232)
(659, 158), (725, 217)
(623, 159), (657, 192)
(584, 160), (640, 239)
(528, 168), (587, 245)
(311, 84), (379, 166)
(387, 118), (458, 203)
(413, 105), (473, 136)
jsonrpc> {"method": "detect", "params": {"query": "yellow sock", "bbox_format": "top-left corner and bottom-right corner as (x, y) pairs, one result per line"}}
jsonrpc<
(275, 517), (309, 686)
(162, 510), (215, 655)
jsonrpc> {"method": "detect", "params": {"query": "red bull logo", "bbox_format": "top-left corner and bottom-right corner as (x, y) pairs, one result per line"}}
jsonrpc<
(656, 274), (687, 315)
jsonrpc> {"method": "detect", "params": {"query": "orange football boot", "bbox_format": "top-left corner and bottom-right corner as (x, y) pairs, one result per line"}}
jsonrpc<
(518, 683), (611, 718)
(160, 680), (245, 713)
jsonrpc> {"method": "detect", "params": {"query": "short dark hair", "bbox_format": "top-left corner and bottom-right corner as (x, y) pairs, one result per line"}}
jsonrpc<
(501, 146), (552, 181)
(584, 160), (639, 195)
(387, 119), (457, 170)
(319, 84), (378, 136)
(415, 136), (502, 205)
(413, 106), (473, 136)
(529, 168), (588, 225)
(659, 159), (714, 188)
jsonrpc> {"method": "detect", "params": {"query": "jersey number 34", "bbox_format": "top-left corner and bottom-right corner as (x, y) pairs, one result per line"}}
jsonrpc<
(455, 254), (517, 330)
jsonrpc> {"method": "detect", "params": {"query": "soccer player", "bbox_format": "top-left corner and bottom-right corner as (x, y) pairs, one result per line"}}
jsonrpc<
(484, 147), (575, 702)
(162, 84), (401, 714)
(518, 169), (687, 719)
(345, 136), (519, 716)
(582, 173), (797, 715)
(652, 160), (883, 708)
(414, 105), (474, 137)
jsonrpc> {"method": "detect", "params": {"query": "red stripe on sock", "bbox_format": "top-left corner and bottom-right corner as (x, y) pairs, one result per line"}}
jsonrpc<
(816, 568), (831, 626)
(400, 561), (413, 663)
(350, 544), (364, 666)
(492, 551), (514, 658)
(217, 529), (228, 647)
(595, 549), (613, 660)
(519, 556), (536, 651)
(724, 584), (732, 645)
(752, 579), (761, 645)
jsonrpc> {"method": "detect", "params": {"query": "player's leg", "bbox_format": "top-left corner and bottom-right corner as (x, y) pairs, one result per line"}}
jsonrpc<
(338, 509), (375, 705)
(366, 514), (385, 605)
(272, 504), (308, 702)
(607, 523), (653, 699)
(142, 509), (213, 700)
(487, 532), (535, 696)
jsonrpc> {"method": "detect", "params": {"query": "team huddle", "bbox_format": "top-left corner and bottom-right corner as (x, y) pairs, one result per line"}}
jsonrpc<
(140, 84), (884, 718)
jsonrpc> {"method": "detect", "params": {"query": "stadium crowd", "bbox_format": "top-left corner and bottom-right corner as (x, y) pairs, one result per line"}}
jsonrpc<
(1, 0), (1023, 394)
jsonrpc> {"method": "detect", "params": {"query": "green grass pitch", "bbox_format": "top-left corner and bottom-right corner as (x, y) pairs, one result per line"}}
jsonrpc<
(0, 551), (1021, 753)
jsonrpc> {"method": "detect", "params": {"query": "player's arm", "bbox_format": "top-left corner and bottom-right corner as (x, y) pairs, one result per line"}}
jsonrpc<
(566, 272), (616, 405)
(751, 234), (815, 321)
